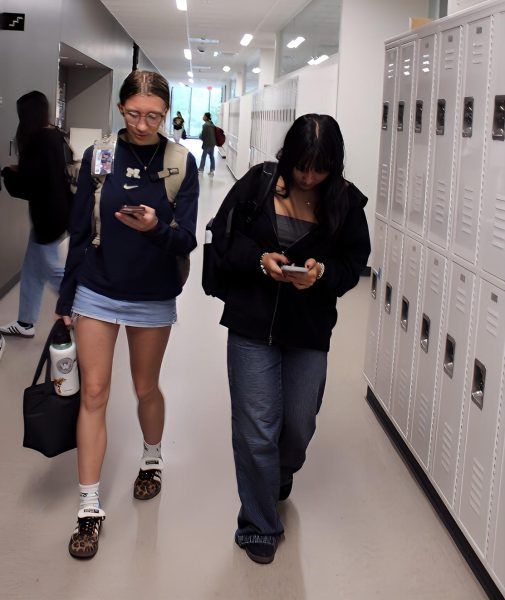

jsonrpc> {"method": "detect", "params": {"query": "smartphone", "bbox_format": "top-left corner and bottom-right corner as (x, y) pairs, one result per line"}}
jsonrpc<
(119, 205), (145, 215)
(281, 265), (309, 273)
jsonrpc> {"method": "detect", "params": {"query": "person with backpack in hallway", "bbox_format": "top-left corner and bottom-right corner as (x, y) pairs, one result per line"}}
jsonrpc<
(198, 112), (216, 176)
(209, 114), (371, 565)
(172, 110), (185, 143)
(0, 91), (72, 340)
(54, 70), (199, 560)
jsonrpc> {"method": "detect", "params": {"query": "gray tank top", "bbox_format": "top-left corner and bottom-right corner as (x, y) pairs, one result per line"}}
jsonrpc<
(276, 214), (315, 249)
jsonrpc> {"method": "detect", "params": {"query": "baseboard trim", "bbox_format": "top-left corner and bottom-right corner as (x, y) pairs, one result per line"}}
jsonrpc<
(365, 386), (504, 600)
(0, 272), (20, 300)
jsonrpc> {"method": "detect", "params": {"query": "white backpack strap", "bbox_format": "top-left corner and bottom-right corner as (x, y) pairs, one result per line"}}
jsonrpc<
(91, 176), (106, 247)
(157, 140), (188, 205)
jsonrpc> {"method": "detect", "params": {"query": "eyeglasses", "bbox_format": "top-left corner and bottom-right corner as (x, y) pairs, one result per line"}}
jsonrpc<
(122, 110), (166, 127)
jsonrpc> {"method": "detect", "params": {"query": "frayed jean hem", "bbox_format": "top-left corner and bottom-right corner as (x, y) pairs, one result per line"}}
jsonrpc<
(235, 533), (279, 548)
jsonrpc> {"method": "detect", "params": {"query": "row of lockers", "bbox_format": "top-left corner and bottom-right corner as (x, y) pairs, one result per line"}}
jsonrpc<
(364, 219), (505, 592)
(377, 7), (505, 284)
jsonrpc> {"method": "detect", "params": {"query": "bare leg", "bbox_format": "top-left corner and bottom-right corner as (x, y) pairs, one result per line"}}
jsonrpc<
(126, 326), (171, 444)
(74, 317), (119, 484)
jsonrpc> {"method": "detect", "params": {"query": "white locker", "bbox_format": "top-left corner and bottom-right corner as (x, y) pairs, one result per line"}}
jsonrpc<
(479, 11), (505, 281)
(391, 237), (423, 437)
(490, 437), (505, 590)
(432, 263), (475, 508)
(391, 42), (416, 227)
(459, 279), (505, 557)
(374, 227), (404, 411)
(427, 26), (463, 250)
(364, 219), (388, 387)
(376, 48), (399, 219)
(410, 250), (447, 469)
(406, 35), (437, 236)
(452, 17), (492, 265)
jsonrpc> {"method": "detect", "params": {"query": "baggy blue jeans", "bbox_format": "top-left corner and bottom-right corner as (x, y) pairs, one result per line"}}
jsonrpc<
(227, 331), (327, 546)
(18, 231), (64, 324)
(199, 146), (215, 171)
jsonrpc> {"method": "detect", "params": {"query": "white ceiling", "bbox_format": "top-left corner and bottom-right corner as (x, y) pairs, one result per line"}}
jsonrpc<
(100, 0), (313, 88)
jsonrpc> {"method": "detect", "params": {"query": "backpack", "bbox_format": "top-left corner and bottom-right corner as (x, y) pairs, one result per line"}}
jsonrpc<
(202, 162), (276, 301)
(214, 126), (226, 147)
(91, 135), (191, 286)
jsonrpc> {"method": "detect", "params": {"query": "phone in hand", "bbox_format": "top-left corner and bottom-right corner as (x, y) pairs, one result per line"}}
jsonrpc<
(119, 205), (145, 215)
(281, 265), (309, 273)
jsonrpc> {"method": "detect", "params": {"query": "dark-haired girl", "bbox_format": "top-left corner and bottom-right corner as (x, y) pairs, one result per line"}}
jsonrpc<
(55, 70), (199, 558)
(211, 114), (371, 564)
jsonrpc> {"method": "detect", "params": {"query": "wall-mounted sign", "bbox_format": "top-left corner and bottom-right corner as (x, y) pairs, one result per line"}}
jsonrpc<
(1, 13), (25, 31)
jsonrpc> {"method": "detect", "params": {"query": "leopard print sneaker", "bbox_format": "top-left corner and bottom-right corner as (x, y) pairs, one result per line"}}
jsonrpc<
(68, 507), (106, 559)
(133, 457), (163, 500)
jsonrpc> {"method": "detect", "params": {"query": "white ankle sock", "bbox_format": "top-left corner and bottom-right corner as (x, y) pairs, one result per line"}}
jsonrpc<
(79, 482), (100, 510)
(143, 441), (162, 459)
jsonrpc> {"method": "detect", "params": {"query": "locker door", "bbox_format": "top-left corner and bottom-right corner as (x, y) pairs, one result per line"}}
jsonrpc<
(374, 228), (404, 411)
(391, 237), (423, 437)
(407, 35), (437, 236)
(453, 17), (492, 265)
(376, 47), (399, 219)
(479, 11), (505, 281)
(410, 250), (447, 469)
(428, 27), (463, 250)
(459, 280), (505, 557)
(490, 439), (505, 590)
(391, 43), (416, 227)
(364, 219), (388, 388)
(432, 264), (475, 508)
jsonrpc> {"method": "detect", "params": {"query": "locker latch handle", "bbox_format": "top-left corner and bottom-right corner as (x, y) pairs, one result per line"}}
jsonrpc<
(385, 282), (392, 314)
(371, 270), (378, 299)
(415, 100), (423, 134)
(436, 99), (446, 136)
(397, 101), (405, 132)
(382, 102), (389, 131)
(420, 313), (430, 353)
(443, 334), (456, 378)
(401, 296), (409, 332)
(492, 95), (505, 141)
(462, 97), (474, 138)
(471, 359), (486, 410)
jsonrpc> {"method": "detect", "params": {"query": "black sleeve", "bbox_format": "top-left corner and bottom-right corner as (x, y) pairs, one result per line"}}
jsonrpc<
(318, 190), (371, 297)
(55, 147), (96, 315)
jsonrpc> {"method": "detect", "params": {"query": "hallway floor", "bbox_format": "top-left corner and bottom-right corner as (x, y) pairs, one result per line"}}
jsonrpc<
(0, 141), (487, 599)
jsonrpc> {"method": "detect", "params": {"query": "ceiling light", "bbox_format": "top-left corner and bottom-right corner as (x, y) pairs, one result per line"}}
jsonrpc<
(287, 36), (305, 49)
(213, 51), (219, 57)
(189, 37), (219, 44)
(252, 67), (261, 74)
(188, 78), (194, 83)
(187, 71), (193, 77)
(240, 34), (253, 47)
(184, 48), (192, 60)
(176, 0), (187, 10)
(223, 65), (231, 72)
(307, 54), (329, 66)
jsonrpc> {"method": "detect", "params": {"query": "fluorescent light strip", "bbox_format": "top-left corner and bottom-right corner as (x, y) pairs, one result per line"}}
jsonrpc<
(176, 0), (187, 10)
(286, 36), (305, 49)
(240, 34), (253, 46)
(252, 67), (261, 74)
(187, 71), (193, 77)
(307, 54), (329, 66)
(223, 65), (231, 72)
(184, 48), (192, 60)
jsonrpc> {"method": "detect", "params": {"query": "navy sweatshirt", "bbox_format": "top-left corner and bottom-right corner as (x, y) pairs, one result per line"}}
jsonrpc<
(56, 131), (199, 316)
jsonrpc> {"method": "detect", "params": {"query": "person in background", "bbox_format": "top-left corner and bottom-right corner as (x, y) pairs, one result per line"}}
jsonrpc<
(172, 110), (185, 143)
(0, 91), (71, 339)
(198, 112), (216, 176)
(210, 114), (371, 565)
(55, 70), (199, 559)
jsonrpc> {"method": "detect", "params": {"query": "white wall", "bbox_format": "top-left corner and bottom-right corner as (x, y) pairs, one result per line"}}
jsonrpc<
(447, 0), (489, 13)
(337, 0), (430, 251)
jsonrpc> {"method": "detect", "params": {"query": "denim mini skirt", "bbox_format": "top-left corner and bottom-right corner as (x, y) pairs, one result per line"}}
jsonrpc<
(72, 285), (177, 327)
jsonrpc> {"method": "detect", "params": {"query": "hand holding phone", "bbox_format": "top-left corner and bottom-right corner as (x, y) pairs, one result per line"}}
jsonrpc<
(281, 265), (309, 273)
(119, 205), (145, 215)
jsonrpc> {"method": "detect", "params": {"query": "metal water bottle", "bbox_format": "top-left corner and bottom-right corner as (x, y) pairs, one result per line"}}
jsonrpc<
(49, 320), (79, 396)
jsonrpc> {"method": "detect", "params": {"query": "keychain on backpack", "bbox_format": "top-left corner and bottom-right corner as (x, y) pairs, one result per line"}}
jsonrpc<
(92, 139), (116, 176)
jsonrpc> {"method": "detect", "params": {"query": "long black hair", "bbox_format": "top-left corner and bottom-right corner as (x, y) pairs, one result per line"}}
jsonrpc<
(15, 91), (50, 155)
(276, 114), (348, 233)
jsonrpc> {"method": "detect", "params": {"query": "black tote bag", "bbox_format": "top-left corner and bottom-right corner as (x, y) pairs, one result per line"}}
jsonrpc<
(23, 321), (80, 458)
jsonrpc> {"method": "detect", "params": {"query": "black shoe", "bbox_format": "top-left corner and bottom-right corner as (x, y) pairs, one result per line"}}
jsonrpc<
(244, 542), (277, 564)
(279, 479), (293, 501)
